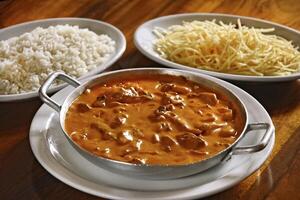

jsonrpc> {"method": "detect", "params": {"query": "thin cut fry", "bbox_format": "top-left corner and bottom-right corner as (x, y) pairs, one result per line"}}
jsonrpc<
(153, 20), (300, 76)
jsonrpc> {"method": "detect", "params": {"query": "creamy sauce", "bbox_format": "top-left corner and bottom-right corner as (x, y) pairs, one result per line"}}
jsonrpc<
(65, 74), (244, 165)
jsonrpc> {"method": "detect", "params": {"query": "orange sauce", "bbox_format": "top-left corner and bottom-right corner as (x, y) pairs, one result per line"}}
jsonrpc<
(65, 74), (244, 165)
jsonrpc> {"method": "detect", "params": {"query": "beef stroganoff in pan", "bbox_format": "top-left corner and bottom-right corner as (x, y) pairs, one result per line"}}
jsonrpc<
(65, 74), (245, 165)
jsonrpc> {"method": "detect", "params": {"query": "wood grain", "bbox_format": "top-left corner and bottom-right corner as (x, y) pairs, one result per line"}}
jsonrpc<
(0, 0), (300, 199)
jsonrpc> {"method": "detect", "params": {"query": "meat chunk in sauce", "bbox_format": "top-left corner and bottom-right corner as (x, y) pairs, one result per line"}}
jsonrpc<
(65, 74), (244, 165)
(152, 133), (161, 143)
(110, 113), (128, 128)
(90, 122), (117, 140)
(117, 130), (134, 144)
(217, 107), (233, 120)
(157, 122), (173, 132)
(151, 105), (194, 133)
(176, 133), (207, 150)
(76, 103), (91, 113)
(161, 93), (185, 108)
(201, 113), (217, 122)
(92, 95), (107, 107)
(92, 86), (153, 107)
(219, 126), (237, 137)
(114, 87), (153, 103)
(160, 83), (192, 94)
(189, 92), (219, 106)
(162, 111), (202, 135)
(149, 105), (174, 122)
(160, 135), (178, 152)
(195, 121), (228, 131)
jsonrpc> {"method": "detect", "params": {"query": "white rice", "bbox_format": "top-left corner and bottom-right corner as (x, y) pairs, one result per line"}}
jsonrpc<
(0, 24), (115, 94)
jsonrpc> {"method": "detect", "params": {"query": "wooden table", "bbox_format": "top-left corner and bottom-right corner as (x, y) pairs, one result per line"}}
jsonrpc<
(0, 0), (299, 199)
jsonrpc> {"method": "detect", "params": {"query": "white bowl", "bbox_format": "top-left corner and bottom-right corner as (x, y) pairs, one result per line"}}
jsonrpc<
(134, 13), (300, 82)
(0, 18), (126, 102)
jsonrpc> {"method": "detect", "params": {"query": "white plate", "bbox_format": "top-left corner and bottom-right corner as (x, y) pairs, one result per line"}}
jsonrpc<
(134, 13), (300, 82)
(0, 18), (126, 102)
(29, 74), (275, 199)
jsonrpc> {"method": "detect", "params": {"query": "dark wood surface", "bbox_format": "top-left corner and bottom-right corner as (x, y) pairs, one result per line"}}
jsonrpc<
(1, 0), (300, 199)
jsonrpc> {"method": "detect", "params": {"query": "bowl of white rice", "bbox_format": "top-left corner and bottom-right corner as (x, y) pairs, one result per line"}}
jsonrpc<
(0, 18), (126, 101)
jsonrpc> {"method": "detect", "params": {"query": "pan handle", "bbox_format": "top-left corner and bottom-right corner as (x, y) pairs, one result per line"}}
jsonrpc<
(39, 72), (81, 112)
(222, 123), (274, 162)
